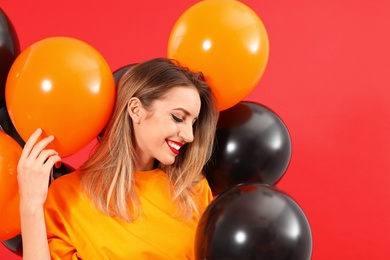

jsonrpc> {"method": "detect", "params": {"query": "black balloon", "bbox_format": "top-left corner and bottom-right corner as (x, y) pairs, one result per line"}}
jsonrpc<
(2, 234), (22, 257)
(195, 183), (312, 260)
(204, 101), (292, 195)
(113, 63), (137, 85)
(0, 9), (20, 103)
(51, 162), (75, 181)
(0, 105), (24, 147)
(98, 63), (137, 140)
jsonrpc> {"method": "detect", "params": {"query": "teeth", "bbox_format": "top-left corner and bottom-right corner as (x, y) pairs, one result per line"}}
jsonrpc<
(168, 142), (181, 150)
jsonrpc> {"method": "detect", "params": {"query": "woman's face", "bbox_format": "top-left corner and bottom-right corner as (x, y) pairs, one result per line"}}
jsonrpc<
(130, 86), (201, 171)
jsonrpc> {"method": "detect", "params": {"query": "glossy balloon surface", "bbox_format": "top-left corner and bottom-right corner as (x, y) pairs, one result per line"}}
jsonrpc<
(195, 183), (312, 260)
(204, 102), (292, 195)
(0, 106), (24, 147)
(5, 36), (115, 157)
(0, 9), (20, 103)
(1, 234), (22, 256)
(0, 131), (22, 241)
(168, 0), (269, 111)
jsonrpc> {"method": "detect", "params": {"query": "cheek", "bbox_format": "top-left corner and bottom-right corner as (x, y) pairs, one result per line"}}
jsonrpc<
(144, 115), (178, 142)
(148, 122), (169, 141)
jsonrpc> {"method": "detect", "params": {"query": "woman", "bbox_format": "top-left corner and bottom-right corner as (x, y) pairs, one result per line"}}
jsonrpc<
(17, 58), (219, 259)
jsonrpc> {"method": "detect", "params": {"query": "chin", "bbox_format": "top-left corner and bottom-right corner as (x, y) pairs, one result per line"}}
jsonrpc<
(158, 156), (176, 166)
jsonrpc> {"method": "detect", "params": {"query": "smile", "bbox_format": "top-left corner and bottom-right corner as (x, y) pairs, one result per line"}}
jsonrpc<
(167, 140), (183, 155)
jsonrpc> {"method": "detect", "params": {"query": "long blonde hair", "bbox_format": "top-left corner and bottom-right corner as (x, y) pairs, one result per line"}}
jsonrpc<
(79, 58), (219, 222)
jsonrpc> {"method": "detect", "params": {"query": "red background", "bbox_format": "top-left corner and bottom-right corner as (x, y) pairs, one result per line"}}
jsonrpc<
(1, 0), (390, 259)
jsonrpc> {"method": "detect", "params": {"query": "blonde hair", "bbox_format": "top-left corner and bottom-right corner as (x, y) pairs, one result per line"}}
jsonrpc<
(79, 58), (219, 222)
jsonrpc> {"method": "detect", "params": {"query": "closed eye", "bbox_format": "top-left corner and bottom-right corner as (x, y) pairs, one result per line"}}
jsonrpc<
(171, 113), (184, 123)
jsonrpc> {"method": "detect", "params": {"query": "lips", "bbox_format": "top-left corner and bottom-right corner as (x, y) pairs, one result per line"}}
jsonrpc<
(167, 140), (183, 155)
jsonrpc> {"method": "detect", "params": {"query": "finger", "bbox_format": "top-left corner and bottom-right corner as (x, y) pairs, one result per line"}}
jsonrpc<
(42, 155), (62, 174)
(35, 149), (59, 166)
(20, 128), (42, 160)
(55, 162), (62, 169)
(28, 135), (56, 160)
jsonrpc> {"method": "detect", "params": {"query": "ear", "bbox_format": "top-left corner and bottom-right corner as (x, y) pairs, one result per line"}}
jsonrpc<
(127, 97), (143, 124)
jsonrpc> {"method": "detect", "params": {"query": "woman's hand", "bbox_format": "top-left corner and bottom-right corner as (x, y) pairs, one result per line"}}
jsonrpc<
(17, 128), (61, 211)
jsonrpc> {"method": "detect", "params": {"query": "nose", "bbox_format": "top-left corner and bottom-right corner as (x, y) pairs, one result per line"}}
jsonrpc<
(179, 124), (194, 143)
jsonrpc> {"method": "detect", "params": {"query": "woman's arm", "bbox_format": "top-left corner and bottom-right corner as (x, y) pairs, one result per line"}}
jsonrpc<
(20, 206), (50, 259)
(17, 128), (61, 260)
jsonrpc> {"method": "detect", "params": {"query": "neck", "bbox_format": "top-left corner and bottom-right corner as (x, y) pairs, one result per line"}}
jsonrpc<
(135, 159), (157, 172)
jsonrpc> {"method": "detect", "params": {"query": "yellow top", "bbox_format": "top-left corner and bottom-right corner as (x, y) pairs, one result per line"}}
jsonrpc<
(44, 168), (213, 259)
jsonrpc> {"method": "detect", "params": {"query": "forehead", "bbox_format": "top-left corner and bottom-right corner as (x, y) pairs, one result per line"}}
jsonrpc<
(153, 86), (201, 115)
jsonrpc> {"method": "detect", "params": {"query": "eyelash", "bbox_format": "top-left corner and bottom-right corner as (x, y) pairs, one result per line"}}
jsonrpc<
(171, 114), (184, 123)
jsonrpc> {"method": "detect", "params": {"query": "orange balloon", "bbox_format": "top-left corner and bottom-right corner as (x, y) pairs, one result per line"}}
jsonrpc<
(0, 131), (22, 241)
(5, 37), (115, 157)
(167, 0), (269, 111)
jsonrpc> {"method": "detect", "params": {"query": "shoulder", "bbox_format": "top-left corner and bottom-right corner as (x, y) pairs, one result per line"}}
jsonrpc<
(49, 170), (82, 193)
(194, 176), (214, 205)
(46, 170), (85, 208)
(195, 176), (211, 191)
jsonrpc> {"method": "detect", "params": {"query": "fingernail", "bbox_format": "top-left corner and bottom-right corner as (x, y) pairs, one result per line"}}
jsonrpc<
(55, 162), (62, 168)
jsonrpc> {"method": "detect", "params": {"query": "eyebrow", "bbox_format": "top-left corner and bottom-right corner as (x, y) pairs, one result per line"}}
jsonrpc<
(173, 107), (191, 115)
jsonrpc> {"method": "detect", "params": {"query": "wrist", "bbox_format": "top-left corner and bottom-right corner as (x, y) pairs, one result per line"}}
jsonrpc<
(20, 201), (45, 215)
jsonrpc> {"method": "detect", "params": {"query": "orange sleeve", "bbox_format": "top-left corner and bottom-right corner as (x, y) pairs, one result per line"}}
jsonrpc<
(44, 175), (81, 260)
(45, 205), (79, 259)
